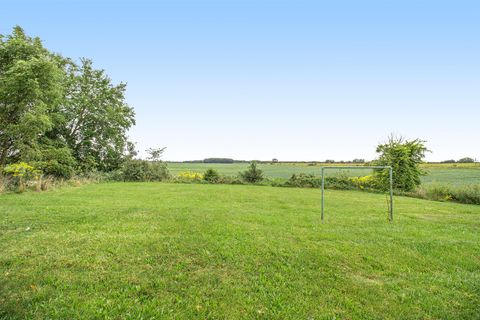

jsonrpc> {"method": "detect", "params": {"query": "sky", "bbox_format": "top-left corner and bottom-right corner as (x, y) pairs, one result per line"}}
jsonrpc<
(2, 0), (479, 161)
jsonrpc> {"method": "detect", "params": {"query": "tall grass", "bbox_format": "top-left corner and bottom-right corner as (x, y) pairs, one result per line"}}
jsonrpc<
(410, 183), (480, 205)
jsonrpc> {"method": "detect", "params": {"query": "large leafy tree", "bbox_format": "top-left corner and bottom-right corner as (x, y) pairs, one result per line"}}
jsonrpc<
(0, 26), (63, 166)
(374, 135), (429, 191)
(53, 58), (136, 172)
(1, 26), (136, 175)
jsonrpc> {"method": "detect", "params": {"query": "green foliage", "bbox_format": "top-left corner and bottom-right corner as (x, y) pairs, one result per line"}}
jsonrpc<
(413, 183), (480, 205)
(349, 175), (380, 190)
(0, 26), (136, 177)
(441, 159), (456, 163)
(30, 146), (77, 179)
(0, 26), (62, 166)
(3, 162), (40, 178)
(284, 173), (322, 188)
(203, 158), (234, 164)
(457, 157), (475, 163)
(203, 168), (220, 183)
(56, 58), (135, 172)
(374, 135), (428, 191)
(2, 162), (41, 192)
(119, 160), (169, 182)
(239, 161), (264, 183)
(352, 158), (365, 163)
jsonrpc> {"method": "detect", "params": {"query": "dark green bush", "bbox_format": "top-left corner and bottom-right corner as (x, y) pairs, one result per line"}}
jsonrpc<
(217, 175), (244, 185)
(239, 162), (264, 183)
(120, 160), (169, 182)
(31, 147), (77, 179)
(284, 174), (322, 188)
(203, 168), (220, 183)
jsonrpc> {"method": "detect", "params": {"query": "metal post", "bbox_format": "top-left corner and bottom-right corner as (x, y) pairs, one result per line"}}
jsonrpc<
(389, 167), (393, 222)
(321, 167), (324, 222)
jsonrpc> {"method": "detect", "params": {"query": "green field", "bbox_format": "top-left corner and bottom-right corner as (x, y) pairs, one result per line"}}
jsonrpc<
(167, 162), (480, 186)
(1, 183), (479, 319)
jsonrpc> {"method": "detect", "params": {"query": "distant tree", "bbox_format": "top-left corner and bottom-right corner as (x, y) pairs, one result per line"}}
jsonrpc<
(203, 158), (234, 164)
(146, 147), (166, 162)
(374, 135), (429, 191)
(239, 161), (264, 183)
(441, 159), (456, 164)
(457, 157), (474, 163)
(352, 158), (365, 163)
(325, 159), (335, 163)
(271, 158), (279, 163)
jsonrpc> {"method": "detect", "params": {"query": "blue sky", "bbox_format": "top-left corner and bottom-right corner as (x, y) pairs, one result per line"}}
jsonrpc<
(2, 0), (479, 161)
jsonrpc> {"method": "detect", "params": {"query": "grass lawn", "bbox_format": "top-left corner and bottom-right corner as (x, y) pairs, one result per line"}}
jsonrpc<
(1, 183), (479, 319)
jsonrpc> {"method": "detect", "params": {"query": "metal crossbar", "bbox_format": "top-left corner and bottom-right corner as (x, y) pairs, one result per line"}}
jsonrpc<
(321, 166), (393, 222)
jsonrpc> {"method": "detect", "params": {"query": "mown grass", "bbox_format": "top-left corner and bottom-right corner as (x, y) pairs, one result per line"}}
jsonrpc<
(1, 183), (479, 319)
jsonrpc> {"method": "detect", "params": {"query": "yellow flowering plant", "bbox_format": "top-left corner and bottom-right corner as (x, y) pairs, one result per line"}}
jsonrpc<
(177, 171), (203, 181)
(3, 162), (42, 192)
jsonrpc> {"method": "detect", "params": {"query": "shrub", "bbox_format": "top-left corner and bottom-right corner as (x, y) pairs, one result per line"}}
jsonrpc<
(284, 174), (322, 188)
(283, 173), (363, 190)
(3, 162), (42, 192)
(203, 169), (220, 183)
(217, 175), (244, 185)
(325, 176), (356, 190)
(374, 135), (428, 191)
(120, 160), (170, 182)
(239, 162), (264, 183)
(349, 175), (379, 190)
(173, 171), (204, 183)
(31, 147), (77, 179)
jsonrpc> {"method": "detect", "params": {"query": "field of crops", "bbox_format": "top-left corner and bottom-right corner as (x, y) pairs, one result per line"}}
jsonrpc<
(167, 162), (480, 186)
(1, 183), (479, 319)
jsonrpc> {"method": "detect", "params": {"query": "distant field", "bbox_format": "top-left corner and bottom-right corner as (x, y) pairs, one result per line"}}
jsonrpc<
(167, 162), (480, 186)
(1, 183), (479, 319)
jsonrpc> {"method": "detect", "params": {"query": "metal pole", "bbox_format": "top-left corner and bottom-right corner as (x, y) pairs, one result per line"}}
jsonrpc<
(389, 167), (393, 222)
(321, 167), (324, 222)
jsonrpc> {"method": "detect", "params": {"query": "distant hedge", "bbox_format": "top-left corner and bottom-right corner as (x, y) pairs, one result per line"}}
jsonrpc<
(203, 158), (234, 164)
